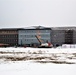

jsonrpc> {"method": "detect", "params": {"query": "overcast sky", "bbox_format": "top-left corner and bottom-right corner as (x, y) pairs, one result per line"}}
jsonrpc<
(0, 0), (76, 28)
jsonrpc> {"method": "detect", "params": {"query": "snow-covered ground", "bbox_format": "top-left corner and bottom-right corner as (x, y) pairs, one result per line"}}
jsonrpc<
(0, 47), (76, 53)
(0, 61), (76, 75)
(0, 47), (76, 75)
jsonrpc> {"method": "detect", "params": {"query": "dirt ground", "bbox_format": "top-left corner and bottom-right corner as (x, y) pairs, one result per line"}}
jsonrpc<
(0, 50), (76, 64)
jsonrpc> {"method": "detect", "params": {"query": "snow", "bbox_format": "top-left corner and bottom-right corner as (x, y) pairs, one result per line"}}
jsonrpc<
(0, 47), (76, 53)
(0, 47), (76, 75)
(0, 61), (76, 75)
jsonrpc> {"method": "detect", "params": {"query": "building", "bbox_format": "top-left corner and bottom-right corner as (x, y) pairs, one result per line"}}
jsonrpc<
(51, 27), (76, 47)
(18, 26), (52, 47)
(0, 26), (76, 47)
(0, 28), (19, 46)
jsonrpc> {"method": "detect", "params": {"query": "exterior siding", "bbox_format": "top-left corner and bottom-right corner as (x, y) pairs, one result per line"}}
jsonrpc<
(51, 30), (65, 47)
(73, 30), (76, 44)
(51, 28), (76, 47)
(18, 29), (51, 46)
(0, 29), (18, 46)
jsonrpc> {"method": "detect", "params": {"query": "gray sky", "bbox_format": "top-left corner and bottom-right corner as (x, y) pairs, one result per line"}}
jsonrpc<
(0, 0), (76, 28)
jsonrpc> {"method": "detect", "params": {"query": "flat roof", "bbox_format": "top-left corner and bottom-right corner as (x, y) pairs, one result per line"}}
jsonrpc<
(0, 26), (76, 30)
(23, 26), (51, 30)
(51, 27), (76, 30)
(0, 26), (51, 30)
(0, 28), (23, 31)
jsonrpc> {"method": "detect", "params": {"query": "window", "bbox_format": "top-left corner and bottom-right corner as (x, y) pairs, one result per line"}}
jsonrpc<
(20, 35), (23, 37)
(15, 35), (17, 37)
(31, 35), (33, 37)
(46, 30), (48, 32)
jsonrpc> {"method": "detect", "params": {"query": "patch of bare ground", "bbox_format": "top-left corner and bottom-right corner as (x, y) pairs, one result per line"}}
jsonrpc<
(0, 51), (76, 64)
(66, 53), (76, 59)
(35, 60), (75, 64)
(0, 50), (44, 54)
(0, 51), (26, 54)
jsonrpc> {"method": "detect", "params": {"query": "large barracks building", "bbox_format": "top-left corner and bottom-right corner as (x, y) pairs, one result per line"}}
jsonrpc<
(0, 26), (76, 47)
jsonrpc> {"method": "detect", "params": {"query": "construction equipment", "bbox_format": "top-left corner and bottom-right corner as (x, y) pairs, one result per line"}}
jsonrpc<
(35, 35), (53, 48)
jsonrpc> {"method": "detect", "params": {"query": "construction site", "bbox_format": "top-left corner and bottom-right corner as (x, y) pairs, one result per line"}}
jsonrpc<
(0, 26), (76, 48)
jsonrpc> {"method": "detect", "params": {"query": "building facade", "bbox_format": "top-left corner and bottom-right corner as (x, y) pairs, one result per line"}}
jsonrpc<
(51, 29), (65, 47)
(0, 26), (76, 47)
(18, 26), (51, 46)
(51, 27), (76, 47)
(0, 28), (19, 46)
